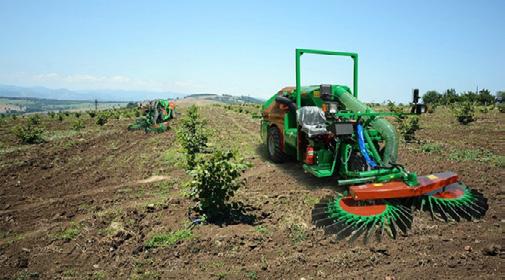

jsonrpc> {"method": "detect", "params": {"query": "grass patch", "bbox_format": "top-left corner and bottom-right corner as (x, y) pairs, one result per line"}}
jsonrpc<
(163, 146), (185, 168)
(448, 148), (505, 167)
(145, 228), (193, 248)
(54, 223), (81, 241)
(419, 142), (443, 154)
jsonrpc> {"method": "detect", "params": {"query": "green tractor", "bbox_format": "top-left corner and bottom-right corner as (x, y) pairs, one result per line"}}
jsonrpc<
(128, 99), (176, 133)
(261, 49), (488, 241)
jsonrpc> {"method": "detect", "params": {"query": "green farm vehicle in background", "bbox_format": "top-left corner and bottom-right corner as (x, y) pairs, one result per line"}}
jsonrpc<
(261, 49), (488, 241)
(128, 99), (176, 133)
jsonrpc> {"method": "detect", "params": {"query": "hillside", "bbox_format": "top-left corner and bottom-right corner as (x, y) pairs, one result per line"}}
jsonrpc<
(184, 93), (264, 104)
(0, 84), (186, 102)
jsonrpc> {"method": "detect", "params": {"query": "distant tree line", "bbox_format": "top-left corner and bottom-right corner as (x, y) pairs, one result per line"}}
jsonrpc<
(422, 89), (502, 105)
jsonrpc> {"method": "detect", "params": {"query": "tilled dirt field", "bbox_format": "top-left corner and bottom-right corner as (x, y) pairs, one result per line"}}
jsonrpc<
(1, 105), (504, 279)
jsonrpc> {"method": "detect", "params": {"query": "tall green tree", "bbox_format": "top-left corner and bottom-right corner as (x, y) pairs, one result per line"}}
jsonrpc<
(422, 90), (442, 104)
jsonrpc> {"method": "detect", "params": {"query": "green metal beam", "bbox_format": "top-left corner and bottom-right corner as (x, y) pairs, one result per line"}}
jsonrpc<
(295, 48), (359, 108)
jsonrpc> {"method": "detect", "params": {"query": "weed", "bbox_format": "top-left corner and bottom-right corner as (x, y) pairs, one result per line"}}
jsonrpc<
(74, 112), (81, 118)
(216, 271), (227, 279)
(145, 228), (193, 248)
(54, 223), (81, 241)
(58, 114), (64, 122)
(91, 271), (107, 280)
(288, 224), (307, 244)
(449, 149), (481, 162)
(245, 271), (258, 280)
(88, 111), (97, 118)
(14, 271), (40, 280)
(303, 194), (319, 207)
(62, 269), (77, 277)
(254, 225), (270, 235)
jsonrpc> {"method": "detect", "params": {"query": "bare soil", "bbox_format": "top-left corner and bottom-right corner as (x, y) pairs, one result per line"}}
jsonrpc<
(0, 106), (504, 279)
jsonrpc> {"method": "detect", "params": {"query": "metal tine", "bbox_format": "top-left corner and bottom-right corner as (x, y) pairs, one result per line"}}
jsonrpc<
(465, 201), (487, 218)
(348, 221), (368, 243)
(432, 200), (450, 222)
(391, 212), (409, 235)
(441, 203), (462, 222)
(375, 220), (384, 242)
(312, 207), (328, 216)
(323, 220), (348, 234)
(335, 220), (362, 240)
(363, 218), (380, 245)
(453, 204), (473, 221)
(388, 216), (397, 239)
(426, 197), (436, 220)
(394, 207), (413, 232)
(315, 217), (336, 228)
(312, 212), (331, 221)
(397, 206), (413, 228)
(314, 203), (330, 209)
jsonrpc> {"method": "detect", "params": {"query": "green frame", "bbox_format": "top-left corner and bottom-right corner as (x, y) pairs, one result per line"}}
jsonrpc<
(295, 48), (359, 108)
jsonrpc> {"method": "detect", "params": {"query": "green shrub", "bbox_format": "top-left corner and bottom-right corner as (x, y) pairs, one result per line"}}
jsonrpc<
(453, 102), (476, 124)
(64, 111), (70, 117)
(72, 119), (85, 131)
(176, 105), (209, 169)
(58, 114), (64, 122)
(96, 114), (108, 126)
(28, 114), (41, 125)
(11, 114), (17, 120)
(498, 103), (505, 113)
(12, 123), (45, 144)
(48, 112), (56, 118)
(398, 116), (420, 142)
(74, 112), (81, 118)
(88, 111), (97, 118)
(186, 150), (248, 220)
(387, 100), (404, 114)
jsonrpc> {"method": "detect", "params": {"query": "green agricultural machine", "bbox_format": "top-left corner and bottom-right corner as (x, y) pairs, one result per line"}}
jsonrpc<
(128, 99), (176, 133)
(261, 49), (488, 242)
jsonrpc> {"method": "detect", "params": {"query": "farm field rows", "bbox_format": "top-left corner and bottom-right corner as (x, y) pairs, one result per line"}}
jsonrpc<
(0, 104), (504, 279)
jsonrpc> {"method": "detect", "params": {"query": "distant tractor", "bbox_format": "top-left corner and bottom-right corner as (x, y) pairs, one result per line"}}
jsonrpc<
(128, 99), (176, 133)
(261, 49), (488, 241)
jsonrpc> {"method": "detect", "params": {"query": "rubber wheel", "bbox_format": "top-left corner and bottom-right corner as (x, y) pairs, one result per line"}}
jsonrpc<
(267, 126), (287, 163)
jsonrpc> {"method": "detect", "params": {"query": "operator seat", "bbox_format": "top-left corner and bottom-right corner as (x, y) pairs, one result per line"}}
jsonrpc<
(297, 106), (327, 138)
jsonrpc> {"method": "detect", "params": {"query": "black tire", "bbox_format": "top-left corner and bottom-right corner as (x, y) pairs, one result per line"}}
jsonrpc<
(267, 126), (287, 163)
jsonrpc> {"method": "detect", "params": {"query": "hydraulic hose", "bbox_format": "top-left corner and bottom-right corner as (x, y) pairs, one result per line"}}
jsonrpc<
(356, 123), (378, 168)
(335, 90), (399, 166)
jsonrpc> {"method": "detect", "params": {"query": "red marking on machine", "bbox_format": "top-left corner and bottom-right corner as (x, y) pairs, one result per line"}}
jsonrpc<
(349, 172), (459, 201)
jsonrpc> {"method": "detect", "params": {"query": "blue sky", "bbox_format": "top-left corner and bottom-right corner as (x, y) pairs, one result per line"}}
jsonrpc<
(0, 0), (503, 102)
